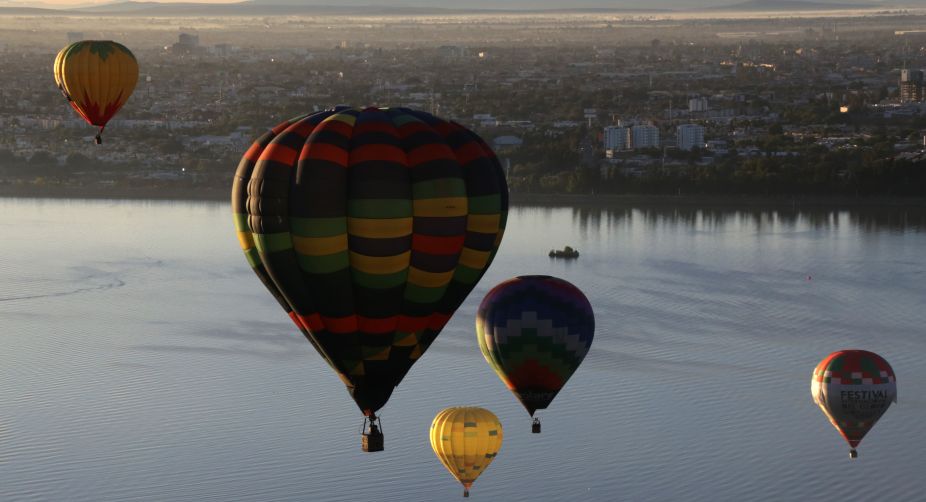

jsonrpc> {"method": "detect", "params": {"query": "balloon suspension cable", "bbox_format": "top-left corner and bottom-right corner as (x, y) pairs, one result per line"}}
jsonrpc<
(95, 126), (105, 145)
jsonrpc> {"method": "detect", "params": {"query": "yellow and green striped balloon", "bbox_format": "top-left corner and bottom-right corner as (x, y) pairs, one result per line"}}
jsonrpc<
(430, 407), (503, 497)
(232, 106), (508, 424)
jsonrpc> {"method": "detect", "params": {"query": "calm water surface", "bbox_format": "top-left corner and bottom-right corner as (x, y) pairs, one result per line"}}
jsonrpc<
(1, 198), (925, 501)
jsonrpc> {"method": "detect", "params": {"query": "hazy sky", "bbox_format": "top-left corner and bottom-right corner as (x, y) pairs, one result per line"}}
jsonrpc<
(5, 0), (908, 7)
(3, 0), (915, 12)
(5, 0), (238, 6)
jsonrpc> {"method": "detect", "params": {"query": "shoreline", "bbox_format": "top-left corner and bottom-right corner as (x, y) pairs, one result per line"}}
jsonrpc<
(507, 193), (926, 208)
(1, 185), (925, 209)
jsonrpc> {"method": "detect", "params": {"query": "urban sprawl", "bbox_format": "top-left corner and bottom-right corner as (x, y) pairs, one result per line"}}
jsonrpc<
(1, 13), (925, 198)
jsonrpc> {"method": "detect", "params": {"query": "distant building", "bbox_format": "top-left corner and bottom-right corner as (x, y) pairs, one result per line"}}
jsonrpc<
(705, 140), (729, 156)
(493, 135), (523, 152)
(900, 69), (924, 103)
(172, 33), (202, 56)
(603, 125), (630, 151)
(67, 32), (84, 44)
(689, 97), (709, 112)
(438, 45), (469, 58)
(473, 113), (497, 127)
(179, 33), (199, 47)
(213, 43), (234, 57)
(677, 124), (705, 151)
(631, 125), (659, 149)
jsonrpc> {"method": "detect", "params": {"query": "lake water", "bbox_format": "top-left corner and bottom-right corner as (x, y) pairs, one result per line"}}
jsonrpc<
(1, 198), (925, 501)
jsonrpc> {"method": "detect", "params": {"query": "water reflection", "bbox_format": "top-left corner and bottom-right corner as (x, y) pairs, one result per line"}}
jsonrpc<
(565, 205), (926, 237)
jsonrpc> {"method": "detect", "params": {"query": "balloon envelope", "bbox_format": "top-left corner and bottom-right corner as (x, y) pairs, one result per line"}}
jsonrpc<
(430, 406), (503, 497)
(54, 40), (138, 141)
(811, 350), (896, 453)
(476, 275), (594, 416)
(232, 107), (508, 416)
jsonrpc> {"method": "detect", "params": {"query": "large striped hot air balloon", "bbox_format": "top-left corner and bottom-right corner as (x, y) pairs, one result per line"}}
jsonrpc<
(54, 40), (138, 144)
(430, 406), (503, 497)
(232, 106), (508, 451)
(477, 275), (594, 432)
(811, 350), (897, 458)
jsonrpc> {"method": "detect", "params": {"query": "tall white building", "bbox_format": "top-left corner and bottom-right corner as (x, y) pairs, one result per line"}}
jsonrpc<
(631, 125), (660, 149)
(603, 126), (631, 151)
(677, 124), (705, 151)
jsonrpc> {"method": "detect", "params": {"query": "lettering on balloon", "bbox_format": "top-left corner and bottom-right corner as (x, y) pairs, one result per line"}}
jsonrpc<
(840, 390), (891, 419)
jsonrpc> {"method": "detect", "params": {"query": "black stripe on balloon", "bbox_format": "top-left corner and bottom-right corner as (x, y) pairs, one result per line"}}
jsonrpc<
(410, 252), (460, 273)
(398, 129), (445, 150)
(348, 162), (411, 199)
(444, 129), (477, 150)
(464, 232), (498, 251)
(308, 129), (351, 150)
(401, 301), (436, 318)
(459, 159), (501, 197)
(292, 161), (348, 218)
(413, 216), (467, 236)
(350, 131), (402, 149)
(308, 269), (355, 319)
(275, 128), (311, 152)
(348, 235), (412, 257)
(406, 159), (462, 182)
(353, 285), (405, 318)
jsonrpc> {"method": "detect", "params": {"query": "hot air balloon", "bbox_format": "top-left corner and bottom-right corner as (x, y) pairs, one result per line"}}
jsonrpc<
(811, 350), (897, 458)
(233, 107), (508, 451)
(430, 407), (503, 497)
(476, 275), (594, 433)
(54, 40), (138, 144)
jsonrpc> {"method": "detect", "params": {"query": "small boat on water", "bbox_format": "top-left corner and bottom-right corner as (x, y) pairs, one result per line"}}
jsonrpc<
(548, 246), (579, 259)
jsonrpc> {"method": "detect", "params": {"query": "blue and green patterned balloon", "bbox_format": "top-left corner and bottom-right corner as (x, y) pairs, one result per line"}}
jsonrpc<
(476, 275), (594, 419)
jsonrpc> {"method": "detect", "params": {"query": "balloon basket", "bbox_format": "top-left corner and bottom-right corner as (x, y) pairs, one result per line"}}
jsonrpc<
(361, 415), (384, 452)
(362, 432), (383, 452)
(531, 418), (541, 434)
(849, 449), (858, 459)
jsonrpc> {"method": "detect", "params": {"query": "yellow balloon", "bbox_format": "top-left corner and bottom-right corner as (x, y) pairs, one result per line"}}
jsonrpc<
(53, 40), (138, 144)
(430, 407), (503, 497)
